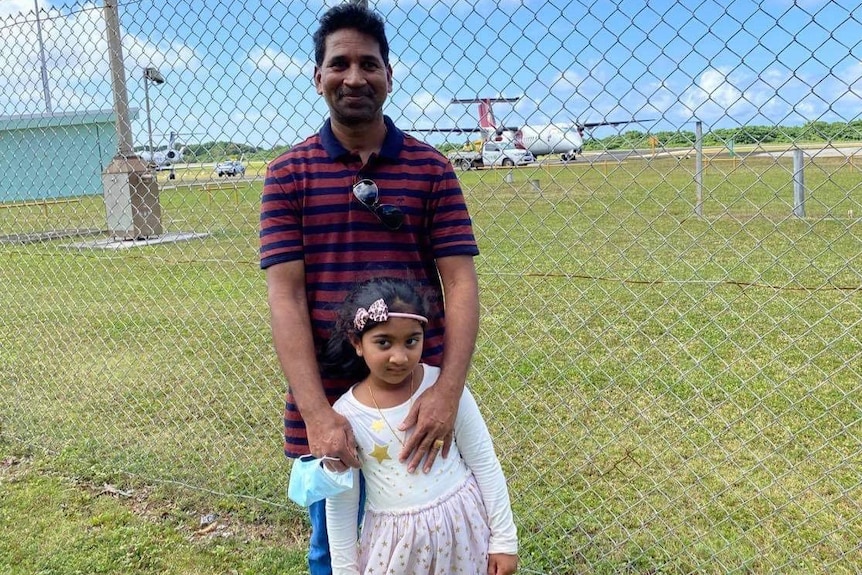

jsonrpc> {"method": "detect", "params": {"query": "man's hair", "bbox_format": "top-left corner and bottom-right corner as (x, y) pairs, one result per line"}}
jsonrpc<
(313, 3), (390, 66)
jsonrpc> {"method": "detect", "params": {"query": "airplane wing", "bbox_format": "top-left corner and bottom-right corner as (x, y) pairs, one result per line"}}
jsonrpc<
(450, 97), (521, 104)
(407, 127), (483, 133)
(579, 118), (655, 129)
(407, 126), (521, 134)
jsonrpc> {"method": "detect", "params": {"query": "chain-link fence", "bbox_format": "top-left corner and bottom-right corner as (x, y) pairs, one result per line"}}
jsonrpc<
(2, 1), (860, 572)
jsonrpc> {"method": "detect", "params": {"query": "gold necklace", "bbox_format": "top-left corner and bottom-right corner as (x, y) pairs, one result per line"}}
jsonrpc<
(367, 368), (416, 446)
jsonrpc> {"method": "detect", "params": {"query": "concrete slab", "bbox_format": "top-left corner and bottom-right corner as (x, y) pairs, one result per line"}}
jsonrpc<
(0, 229), (105, 245)
(64, 231), (210, 250)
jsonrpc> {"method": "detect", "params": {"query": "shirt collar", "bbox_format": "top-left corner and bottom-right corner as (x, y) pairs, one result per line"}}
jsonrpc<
(319, 115), (404, 162)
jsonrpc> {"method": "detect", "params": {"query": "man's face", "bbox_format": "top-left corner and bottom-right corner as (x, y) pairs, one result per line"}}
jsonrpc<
(314, 28), (393, 127)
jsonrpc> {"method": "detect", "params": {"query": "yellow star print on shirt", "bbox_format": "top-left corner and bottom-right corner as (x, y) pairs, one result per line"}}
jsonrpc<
(369, 443), (391, 464)
(370, 419), (386, 433)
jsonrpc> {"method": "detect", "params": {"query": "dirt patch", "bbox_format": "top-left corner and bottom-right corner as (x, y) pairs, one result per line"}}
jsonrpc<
(80, 479), (302, 545)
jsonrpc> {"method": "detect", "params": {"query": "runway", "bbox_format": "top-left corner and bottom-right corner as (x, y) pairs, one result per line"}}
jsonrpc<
(534, 143), (862, 166)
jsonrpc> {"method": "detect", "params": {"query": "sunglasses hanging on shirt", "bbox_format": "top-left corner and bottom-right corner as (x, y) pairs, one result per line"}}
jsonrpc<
(352, 179), (405, 231)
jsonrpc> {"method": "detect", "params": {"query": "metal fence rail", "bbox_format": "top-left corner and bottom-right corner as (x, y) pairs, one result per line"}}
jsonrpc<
(1, 1), (860, 573)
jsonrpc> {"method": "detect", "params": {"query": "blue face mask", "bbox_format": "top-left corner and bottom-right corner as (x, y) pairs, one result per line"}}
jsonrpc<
(287, 455), (355, 507)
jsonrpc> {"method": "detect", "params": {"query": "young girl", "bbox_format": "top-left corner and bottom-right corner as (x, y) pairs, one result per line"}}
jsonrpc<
(320, 277), (519, 575)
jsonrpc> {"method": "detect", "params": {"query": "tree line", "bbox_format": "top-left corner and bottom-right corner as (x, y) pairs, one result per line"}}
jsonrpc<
(585, 119), (862, 151)
(133, 141), (290, 163)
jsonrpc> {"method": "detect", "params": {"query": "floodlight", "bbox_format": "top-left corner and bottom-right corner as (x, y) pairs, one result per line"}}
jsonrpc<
(144, 66), (165, 85)
(143, 66), (165, 157)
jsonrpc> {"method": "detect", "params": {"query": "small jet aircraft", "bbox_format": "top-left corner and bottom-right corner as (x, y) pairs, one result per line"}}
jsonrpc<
(138, 131), (186, 179)
(413, 97), (652, 161)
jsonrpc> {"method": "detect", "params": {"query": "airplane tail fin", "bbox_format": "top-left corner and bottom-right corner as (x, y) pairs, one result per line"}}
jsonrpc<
(168, 131), (178, 150)
(477, 100), (496, 131)
(477, 100), (499, 141)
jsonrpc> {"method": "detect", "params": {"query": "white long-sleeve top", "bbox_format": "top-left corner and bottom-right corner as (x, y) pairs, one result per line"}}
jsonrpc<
(326, 364), (518, 574)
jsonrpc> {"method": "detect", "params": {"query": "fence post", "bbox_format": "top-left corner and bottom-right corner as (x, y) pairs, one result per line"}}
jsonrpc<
(793, 148), (806, 218)
(695, 120), (703, 217)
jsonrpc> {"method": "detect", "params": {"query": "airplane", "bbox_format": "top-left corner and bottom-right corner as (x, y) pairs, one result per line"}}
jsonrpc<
(137, 131), (186, 179)
(412, 97), (653, 161)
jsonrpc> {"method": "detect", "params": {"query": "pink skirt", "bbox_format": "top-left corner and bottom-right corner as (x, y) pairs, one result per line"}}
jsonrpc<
(358, 474), (491, 575)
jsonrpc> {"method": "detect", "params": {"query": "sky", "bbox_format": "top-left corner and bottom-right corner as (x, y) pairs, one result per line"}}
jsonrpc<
(1, 0), (860, 150)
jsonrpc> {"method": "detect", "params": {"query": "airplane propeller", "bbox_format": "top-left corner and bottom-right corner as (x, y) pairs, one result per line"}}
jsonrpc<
(494, 125), (521, 136)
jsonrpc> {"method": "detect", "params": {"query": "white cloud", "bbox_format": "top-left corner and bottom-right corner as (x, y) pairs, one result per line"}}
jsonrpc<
(390, 57), (409, 85)
(631, 80), (678, 120)
(696, 68), (742, 108)
(249, 47), (312, 78)
(833, 59), (862, 90)
(679, 67), (746, 121)
(0, 0), (36, 18)
(550, 70), (583, 96)
(395, 90), (449, 127)
(760, 67), (791, 88)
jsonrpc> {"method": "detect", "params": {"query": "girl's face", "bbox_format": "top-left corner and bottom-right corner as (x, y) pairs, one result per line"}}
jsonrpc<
(355, 317), (424, 386)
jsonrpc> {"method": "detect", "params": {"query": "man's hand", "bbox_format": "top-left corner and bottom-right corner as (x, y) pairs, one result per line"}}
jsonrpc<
(398, 377), (460, 473)
(488, 553), (518, 575)
(306, 407), (360, 471)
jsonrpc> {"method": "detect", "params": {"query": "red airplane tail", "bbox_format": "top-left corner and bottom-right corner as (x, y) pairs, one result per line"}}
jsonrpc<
(477, 99), (497, 131)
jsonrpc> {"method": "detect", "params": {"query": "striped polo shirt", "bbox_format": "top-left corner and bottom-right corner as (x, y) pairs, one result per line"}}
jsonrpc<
(260, 115), (479, 457)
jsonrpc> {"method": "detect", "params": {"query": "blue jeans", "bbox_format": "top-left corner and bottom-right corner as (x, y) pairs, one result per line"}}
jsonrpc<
(307, 472), (365, 575)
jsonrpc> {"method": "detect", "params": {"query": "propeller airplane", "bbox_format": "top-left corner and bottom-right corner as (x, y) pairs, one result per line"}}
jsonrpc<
(412, 97), (653, 161)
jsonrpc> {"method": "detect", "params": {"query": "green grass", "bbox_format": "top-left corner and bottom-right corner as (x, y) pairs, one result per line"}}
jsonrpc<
(0, 446), (306, 575)
(2, 155), (861, 573)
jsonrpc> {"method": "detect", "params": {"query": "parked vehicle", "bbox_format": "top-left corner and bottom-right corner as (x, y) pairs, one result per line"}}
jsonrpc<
(215, 159), (246, 177)
(447, 141), (534, 170)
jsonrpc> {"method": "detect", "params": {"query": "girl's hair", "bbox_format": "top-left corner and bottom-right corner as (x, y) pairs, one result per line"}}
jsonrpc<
(319, 277), (432, 381)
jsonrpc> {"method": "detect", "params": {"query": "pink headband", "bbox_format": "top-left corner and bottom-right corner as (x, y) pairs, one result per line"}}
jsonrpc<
(353, 298), (428, 331)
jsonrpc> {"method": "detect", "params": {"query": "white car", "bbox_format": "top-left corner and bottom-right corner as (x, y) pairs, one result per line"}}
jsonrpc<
(481, 141), (534, 167)
(216, 160), (246, 177)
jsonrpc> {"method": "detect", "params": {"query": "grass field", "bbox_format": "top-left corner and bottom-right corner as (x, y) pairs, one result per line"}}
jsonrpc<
(1, 155), (860, 573)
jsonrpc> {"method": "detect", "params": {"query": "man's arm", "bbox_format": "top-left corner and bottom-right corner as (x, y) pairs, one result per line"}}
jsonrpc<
(399, 254), (479, 472)
(266, 261), (359, 469)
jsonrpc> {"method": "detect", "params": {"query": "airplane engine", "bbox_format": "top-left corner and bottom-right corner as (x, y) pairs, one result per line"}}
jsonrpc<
(165, 148), (183, 163)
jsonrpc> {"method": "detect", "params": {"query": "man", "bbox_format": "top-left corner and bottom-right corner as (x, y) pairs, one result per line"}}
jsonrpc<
(259, 4), (480, 573)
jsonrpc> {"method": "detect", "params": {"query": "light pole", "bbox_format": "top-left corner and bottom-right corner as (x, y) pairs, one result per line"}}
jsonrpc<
(143, 66), (164, 158)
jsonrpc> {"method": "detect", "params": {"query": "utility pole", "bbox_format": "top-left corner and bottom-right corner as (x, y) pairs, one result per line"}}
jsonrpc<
(34, 0), (52, 113)
(103, 0), (134, 158)
(101, 0), (162, 239)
